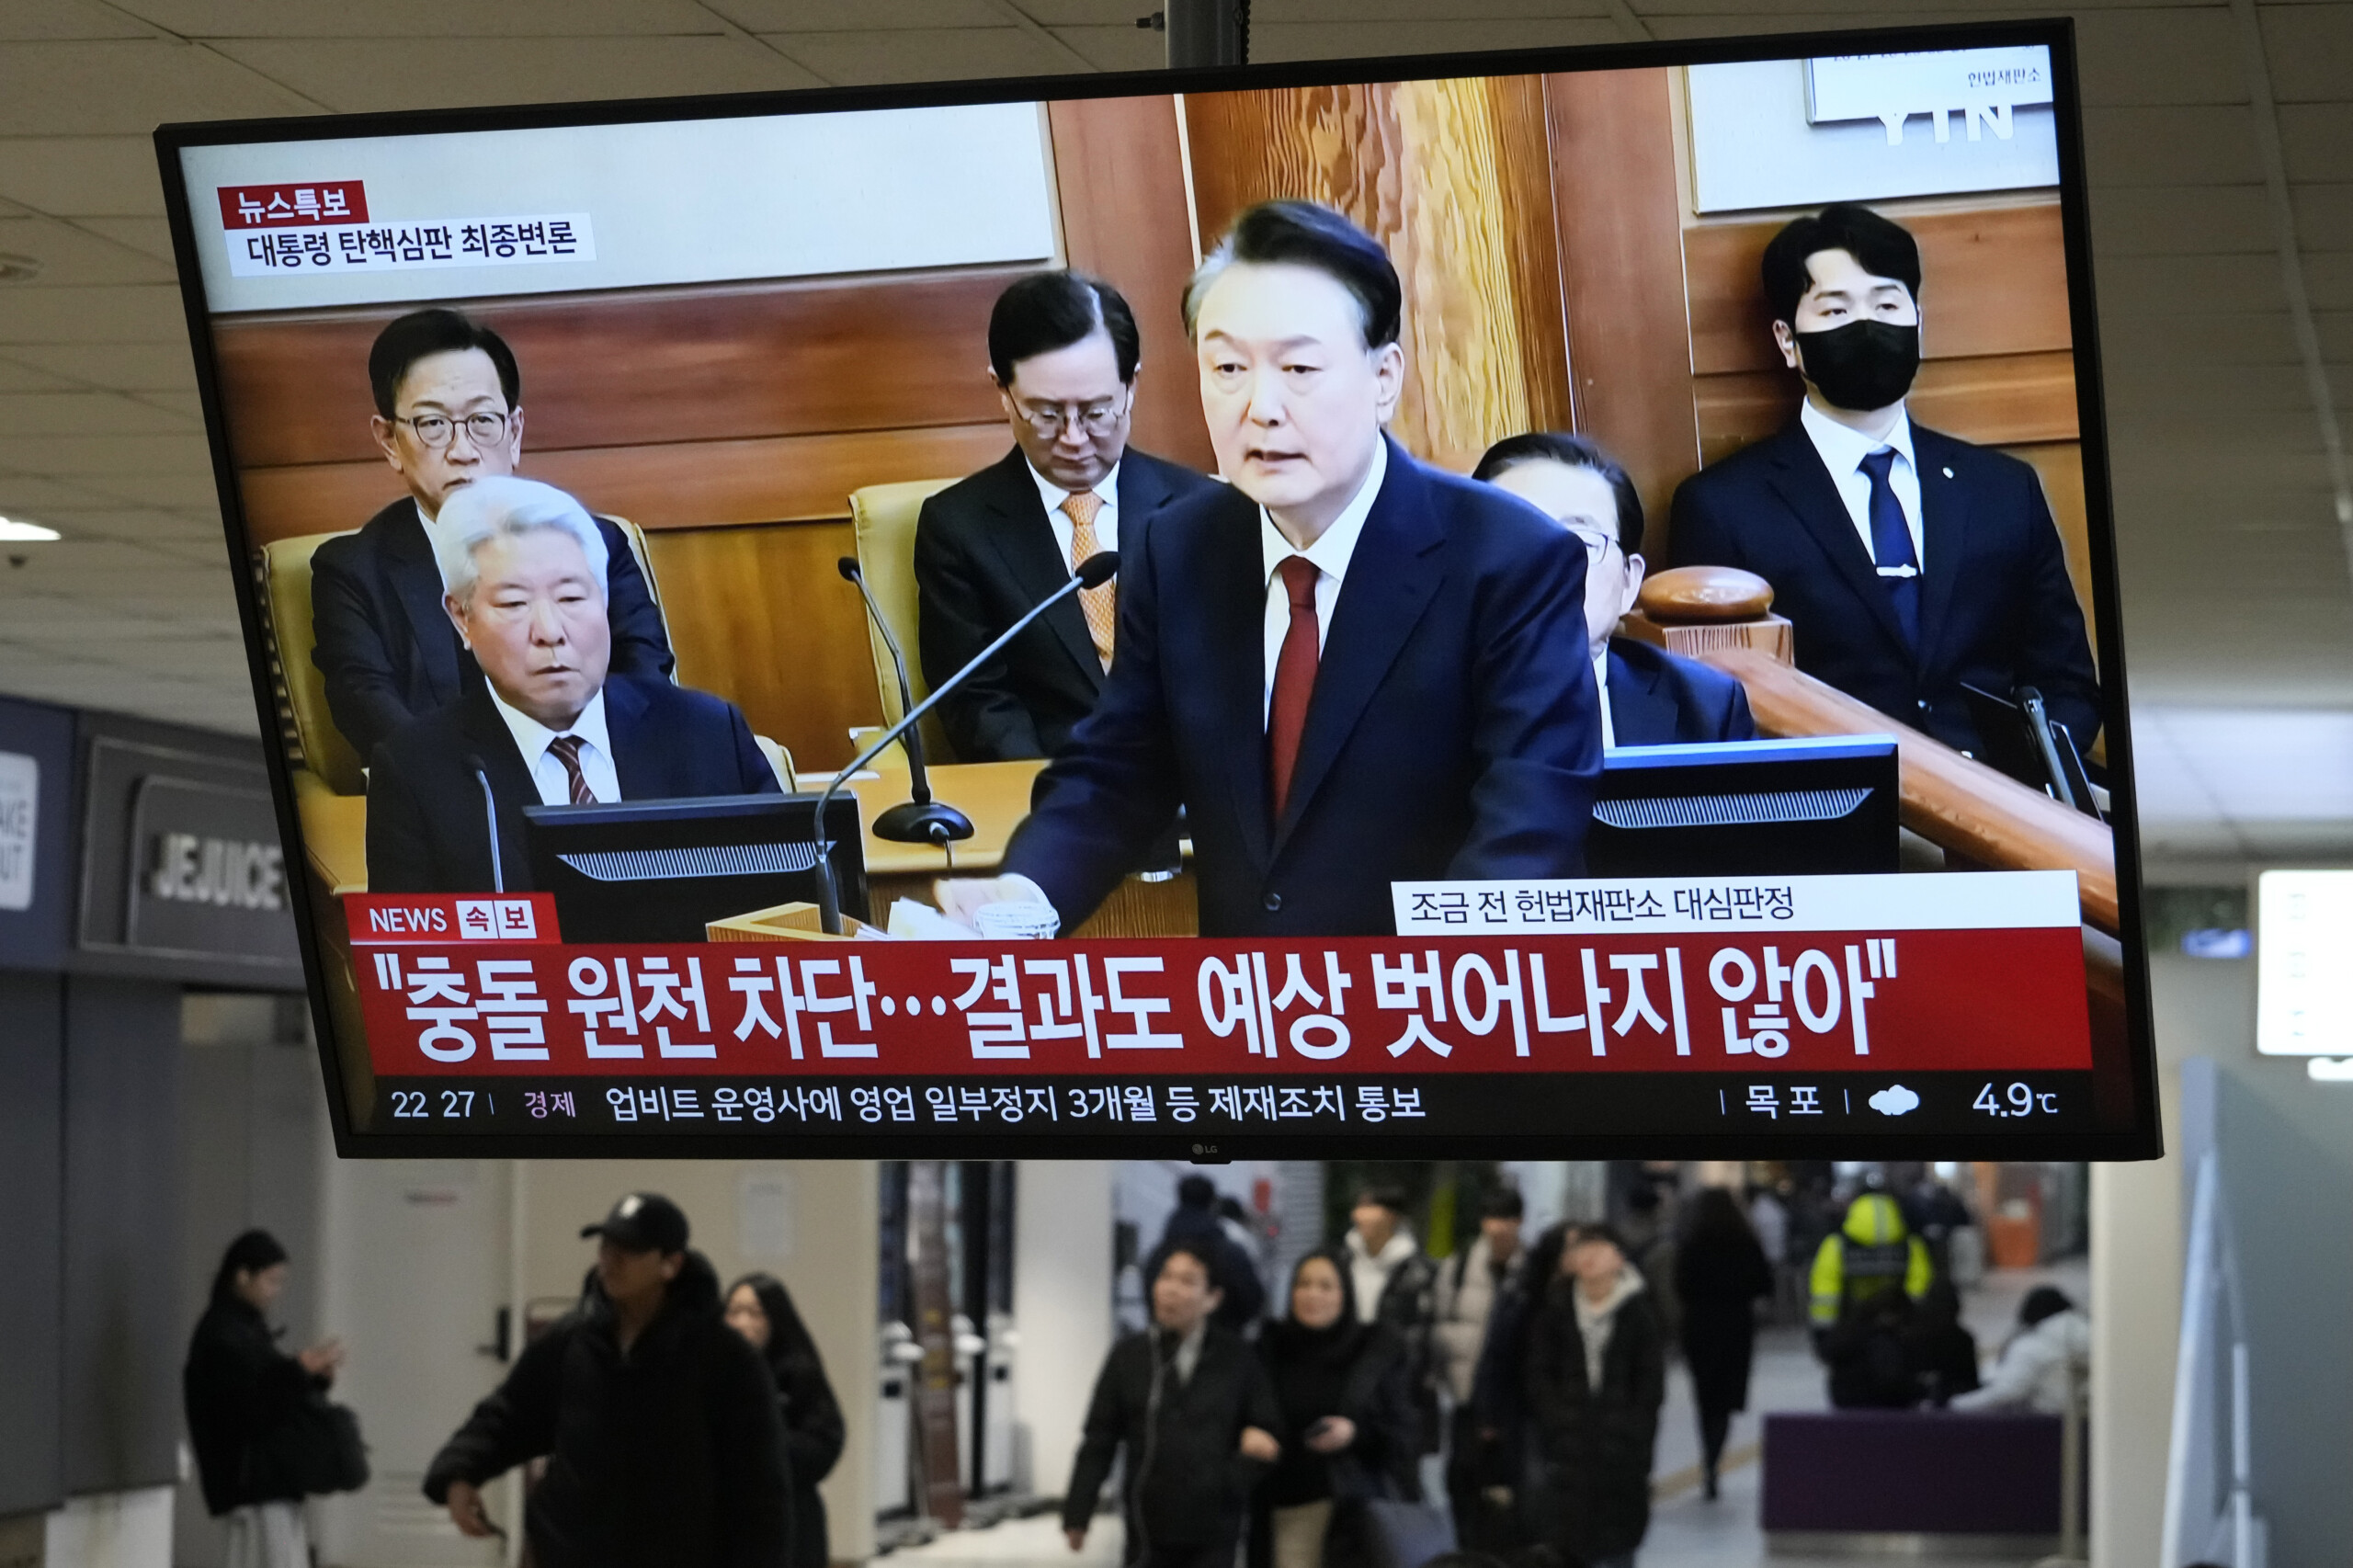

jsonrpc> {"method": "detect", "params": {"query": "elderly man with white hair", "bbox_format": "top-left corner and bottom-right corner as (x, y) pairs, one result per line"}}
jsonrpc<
(365, 476), (778, 894)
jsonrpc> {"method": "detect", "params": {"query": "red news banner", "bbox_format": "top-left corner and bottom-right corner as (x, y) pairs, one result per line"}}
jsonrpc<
(345, 873), (2088, 1083)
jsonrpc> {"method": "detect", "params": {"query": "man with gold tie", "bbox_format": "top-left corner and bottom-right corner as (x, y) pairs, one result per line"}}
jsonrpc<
(914, 270), (1219, 762)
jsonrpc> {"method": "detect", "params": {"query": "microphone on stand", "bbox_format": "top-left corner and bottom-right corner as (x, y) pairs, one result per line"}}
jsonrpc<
(462, 754), (504, 895)
(811, 551), (1119, 935)
(836, 556), (972, 848)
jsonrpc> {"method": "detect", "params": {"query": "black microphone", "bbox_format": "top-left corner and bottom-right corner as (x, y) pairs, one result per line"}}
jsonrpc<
(462, 754), (504, 895)
(836, 555), (972, 848)
(811, 551), (1119, 934)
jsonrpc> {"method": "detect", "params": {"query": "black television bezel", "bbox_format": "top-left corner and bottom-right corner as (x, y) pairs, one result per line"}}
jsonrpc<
(154, 16), (2160, 1161)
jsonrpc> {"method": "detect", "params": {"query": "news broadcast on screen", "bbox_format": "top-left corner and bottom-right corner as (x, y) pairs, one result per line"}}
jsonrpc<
(155, 22), (2158, 1156)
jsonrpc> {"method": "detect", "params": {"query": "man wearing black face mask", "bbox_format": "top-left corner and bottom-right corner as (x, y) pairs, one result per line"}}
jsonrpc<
(1669, 204), (2099, 767)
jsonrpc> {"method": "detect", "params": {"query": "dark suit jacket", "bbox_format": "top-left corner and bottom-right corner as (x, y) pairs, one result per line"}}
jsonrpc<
(915, 446), (1219, 761)
(366, 675), (778, 894)
(1002, 439), (1603, 939)
(312, 497), (675, 765)
(1668, 418), (2099, 759)
(1606, 637), (1756, 747)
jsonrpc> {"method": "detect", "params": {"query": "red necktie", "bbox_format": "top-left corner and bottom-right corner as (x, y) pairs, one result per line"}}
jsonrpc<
(1267, 555), (1322, 818)
(546, 734), (598, 805)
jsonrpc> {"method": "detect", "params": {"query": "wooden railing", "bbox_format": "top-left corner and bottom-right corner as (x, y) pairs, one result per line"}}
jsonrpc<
(1699, 647), (2119, 937)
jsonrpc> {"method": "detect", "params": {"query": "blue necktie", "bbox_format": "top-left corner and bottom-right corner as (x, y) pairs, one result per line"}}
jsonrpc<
(1859, 448), (1919, 649)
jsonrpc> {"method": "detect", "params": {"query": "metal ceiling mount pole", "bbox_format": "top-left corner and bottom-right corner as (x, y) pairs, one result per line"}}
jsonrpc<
(1164, 0), (1246, 68)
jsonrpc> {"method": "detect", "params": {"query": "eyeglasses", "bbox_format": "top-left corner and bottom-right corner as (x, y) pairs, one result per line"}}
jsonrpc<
(1014, 393), (1128, 439)
(392, 411), (510, 449)
(1564, 526), (1620, 565)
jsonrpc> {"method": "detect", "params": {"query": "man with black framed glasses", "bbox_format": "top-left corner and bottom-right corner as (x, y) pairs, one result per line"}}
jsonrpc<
(915, 270), (1218, 762)
(310, 307), (674, 764)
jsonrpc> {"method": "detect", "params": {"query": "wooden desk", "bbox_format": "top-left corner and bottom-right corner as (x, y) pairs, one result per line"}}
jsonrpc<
(846, 761), (1199, 937)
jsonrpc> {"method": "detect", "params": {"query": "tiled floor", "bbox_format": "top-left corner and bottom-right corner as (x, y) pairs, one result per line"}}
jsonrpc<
(889, 1260), (2091, 1567)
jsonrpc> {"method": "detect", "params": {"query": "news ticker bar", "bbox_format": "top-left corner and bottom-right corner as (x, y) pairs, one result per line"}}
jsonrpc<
(347, 915), (2091, 1083)
(369, 1071), (2097, 1140)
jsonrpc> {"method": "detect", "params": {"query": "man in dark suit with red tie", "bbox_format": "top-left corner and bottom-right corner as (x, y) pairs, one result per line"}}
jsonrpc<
(1668, 204), (2099, 768)
(945, 202), (1602, 939)
(914, 271), (1220, 762)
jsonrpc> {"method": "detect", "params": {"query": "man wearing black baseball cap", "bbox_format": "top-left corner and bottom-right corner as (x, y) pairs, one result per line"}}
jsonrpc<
(425, 1192), (791, 1566)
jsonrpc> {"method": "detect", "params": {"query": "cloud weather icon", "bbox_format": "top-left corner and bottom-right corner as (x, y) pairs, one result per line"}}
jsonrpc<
(1869, 1085), (1922, 1117)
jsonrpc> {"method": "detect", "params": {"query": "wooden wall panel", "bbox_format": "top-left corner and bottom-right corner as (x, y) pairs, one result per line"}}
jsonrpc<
(1048, 96), (1216, 472)
(237, 423), (1010, 546)
(1684, 200), (2071, 376)
(642, 522), (881, 771)
(210, 271), (1023, 470)
(1181, 76), (1573, 473)
(1695, 349), (2079, 465)
(2003, 440), (2097, 658)
(1545, 66), (1700, 557)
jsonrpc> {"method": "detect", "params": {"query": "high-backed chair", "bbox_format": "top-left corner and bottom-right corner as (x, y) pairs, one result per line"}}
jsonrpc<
(848, 478), (960, 767)
(256, 514), (793, 811)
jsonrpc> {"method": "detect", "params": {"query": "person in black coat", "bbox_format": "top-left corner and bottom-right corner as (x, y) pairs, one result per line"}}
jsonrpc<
(1672, 1189), (1775, 1501)
(1064, 1240), (1284, 1568)
(311, 307), (672, 764)
(1474, 432), (1756, 749)
(362, 476), (779, 894)
(424, 1193), (790, 1568)
(1667, 204), (2099, 768)
(1146, 1173), (1267, 1334)
(1251, 1251), (1419, 1568)
(1525, 1224), (1666, 1568)
(915, 271), (1219, 763)
(183, 1231), (347, 1567)
(725, 1274), (846, 1568)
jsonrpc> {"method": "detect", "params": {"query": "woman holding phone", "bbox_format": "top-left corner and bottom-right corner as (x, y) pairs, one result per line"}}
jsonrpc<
(1252, 1251), (1418, 1568)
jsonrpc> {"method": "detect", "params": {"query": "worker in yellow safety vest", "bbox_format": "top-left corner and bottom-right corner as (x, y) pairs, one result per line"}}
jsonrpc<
(1808, 1191), (1935, 1407)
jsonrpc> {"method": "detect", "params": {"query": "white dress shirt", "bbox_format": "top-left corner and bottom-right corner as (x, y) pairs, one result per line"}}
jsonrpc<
(487, 687), (621, 806)
(1027, 460), (1121, 568)
(1594, 648), (1617, 750)
(1800, 398), (1926, 574)
(1258, 438), (1389, 724)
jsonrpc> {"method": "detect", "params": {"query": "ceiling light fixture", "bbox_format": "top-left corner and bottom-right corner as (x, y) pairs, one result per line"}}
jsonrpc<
(0, 517), (60, 541)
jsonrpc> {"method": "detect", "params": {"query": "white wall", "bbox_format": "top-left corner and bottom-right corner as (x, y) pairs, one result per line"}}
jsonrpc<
(2090, 947), (2248, 1568)
(1013, 1161), (1114, 1503)
(41, 1488), (173, 1568)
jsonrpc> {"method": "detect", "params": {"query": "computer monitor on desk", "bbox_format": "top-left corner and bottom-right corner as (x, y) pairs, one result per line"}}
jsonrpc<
(523, 794), (868, 943)
(1589, 735), (1900, 877)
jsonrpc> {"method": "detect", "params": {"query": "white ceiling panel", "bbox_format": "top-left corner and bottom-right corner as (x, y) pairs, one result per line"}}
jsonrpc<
(0, 284), (191, 345)
(206, 35), (827, 113)
(0, 41), (319, 135)
(1, 342), (201, 392)
(759, 28), (1092, 85)
(111, 0), (734, 39)
(0, 138), (165, 217)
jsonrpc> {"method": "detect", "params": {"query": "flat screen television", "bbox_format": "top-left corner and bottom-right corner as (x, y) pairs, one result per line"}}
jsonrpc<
(157, 18), (2158, 1156)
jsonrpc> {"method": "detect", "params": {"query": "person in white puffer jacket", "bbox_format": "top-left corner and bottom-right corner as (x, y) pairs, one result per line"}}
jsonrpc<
(1951, 1286), (2089, 1415)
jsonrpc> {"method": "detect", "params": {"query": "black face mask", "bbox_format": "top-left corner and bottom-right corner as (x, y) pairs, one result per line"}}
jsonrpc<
(1792, 319), (1920, 412)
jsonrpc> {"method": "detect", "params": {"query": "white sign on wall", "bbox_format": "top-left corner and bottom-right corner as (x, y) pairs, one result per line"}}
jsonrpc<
(2256, 870), (2353, 1055)
(0, 750), (34, 912)
(1688, 49), (2060, 214)
(1807, 47), (2055, 143)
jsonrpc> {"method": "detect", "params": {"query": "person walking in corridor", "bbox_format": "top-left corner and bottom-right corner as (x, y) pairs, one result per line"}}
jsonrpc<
(424, 1193), (790, 1567)
(1064, 1240), (1283, 1567)
(1253, 1251), (1419, 1567)
(727, 1272), (846, 1568)
(184, 1230), (347, 1568)
(1526, 1225), (1665, 1568)
(1672, 1189), (1774, 1500)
